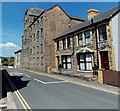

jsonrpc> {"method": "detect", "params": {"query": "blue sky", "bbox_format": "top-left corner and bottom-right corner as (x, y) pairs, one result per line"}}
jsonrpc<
(1, 2), (118, 57)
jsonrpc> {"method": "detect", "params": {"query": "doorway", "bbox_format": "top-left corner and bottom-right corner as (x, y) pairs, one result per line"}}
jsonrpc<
(100, 51), (109, 70)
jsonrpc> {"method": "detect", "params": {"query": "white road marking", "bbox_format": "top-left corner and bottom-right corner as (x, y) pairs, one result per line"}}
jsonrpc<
(45, 81), (68, 84)
(24, 74), (30, 78)
(34, 78), (46, 84)
(34, 78), (68, 85)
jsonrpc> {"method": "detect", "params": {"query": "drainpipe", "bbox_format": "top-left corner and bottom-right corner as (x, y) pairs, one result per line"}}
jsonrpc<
(91, 19), (99, 73)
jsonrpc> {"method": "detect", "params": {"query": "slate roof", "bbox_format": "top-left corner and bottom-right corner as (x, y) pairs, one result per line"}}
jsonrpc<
(68, 15), (86, 21)
(25, 8), (44, 16)
(54, 5), (120, 41)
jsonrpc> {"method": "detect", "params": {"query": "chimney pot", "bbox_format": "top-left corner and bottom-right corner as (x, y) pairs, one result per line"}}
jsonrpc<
(87, 9), (99, 19)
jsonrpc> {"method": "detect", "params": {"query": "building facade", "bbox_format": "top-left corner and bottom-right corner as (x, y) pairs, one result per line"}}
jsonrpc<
(14, 50), (21, 68)
(21, 5), (85, 72)
(54, 5), (120, 75)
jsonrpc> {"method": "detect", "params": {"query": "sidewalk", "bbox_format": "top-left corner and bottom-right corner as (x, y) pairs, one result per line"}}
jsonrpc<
(22, 68), (119, 95)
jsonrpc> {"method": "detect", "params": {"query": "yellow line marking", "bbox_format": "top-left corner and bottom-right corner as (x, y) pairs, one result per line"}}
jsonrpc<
(23, 69), (119, 95)
(7, 76), (32, 111)
(7, 77), (28, 110)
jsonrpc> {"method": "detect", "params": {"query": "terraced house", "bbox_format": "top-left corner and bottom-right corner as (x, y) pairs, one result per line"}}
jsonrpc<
(21, 5), (85, 72)
(54, 5), (120, 82)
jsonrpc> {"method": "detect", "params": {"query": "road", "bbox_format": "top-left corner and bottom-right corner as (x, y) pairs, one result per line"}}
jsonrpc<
(3, 68), (118, 109)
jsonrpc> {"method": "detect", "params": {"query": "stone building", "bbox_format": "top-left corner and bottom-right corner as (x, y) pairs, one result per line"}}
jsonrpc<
(21, 4), (86, 72)
(54, 5), (120, 76)
(14, 50), (21, 68)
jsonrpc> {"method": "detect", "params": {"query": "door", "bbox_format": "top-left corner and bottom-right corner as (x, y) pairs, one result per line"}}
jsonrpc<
(100, 51), (109, 70)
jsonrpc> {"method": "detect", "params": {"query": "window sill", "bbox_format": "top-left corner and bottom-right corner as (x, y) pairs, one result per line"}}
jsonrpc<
(78, 70), (93, 73)
(83, 43), (91, 46)
(98, 40), (108, 44)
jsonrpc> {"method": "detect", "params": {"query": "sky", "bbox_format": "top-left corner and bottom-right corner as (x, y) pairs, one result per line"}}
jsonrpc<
(1, 2), (119, 57)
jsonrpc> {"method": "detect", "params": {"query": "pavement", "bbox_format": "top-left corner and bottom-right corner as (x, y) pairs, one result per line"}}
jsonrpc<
(1, 67), (119, 110)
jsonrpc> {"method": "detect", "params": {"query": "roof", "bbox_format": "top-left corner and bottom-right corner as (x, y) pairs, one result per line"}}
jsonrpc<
(44, 4), (86, 22)
(15, 50), (22, 54)
(77, 47), (93, 53)
(61, 51), (73, 55)
(25, 8), (44, 16)
(54, 5), (120, 41)
(29, 4), (86, 27)
(68, 15), (86, 21)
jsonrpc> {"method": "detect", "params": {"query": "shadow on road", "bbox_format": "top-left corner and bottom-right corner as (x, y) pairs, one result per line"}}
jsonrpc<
(1, 69), (30, 99)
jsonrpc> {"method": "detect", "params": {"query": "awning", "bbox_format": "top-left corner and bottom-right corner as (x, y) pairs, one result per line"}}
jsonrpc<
(61, 51), (72, 55)
(77, 47), (93, 53)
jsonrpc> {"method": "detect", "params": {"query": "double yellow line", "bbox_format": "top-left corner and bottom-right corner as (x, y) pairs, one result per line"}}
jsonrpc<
(7, 75), (32, 111)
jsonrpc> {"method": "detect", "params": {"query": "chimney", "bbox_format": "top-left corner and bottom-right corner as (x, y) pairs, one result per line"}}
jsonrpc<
(87, 9), (99, 19)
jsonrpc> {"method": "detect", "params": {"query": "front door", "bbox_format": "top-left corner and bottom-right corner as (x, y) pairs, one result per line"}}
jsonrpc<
(100, 51), (109, 70)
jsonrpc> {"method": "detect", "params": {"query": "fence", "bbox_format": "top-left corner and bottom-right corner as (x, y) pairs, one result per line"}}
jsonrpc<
(103, 70), (120, 87)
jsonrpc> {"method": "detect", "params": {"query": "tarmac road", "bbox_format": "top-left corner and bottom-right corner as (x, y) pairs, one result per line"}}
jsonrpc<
(3, 68), (118, 110)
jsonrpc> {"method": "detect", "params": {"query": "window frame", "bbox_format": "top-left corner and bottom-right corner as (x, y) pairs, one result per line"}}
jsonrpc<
(67, 37), (71, 48)
(41, 28), (43, 36)
(57, 41), (59, 50)
(62, 55), (72, 69)
(78, 33), (83, 46)
(79, 53), (92, 71)
(63, 39), (66, 49)
(84, 30), (90, 44)
(37, 30), (40, 39)
(98, 25), (107, 41)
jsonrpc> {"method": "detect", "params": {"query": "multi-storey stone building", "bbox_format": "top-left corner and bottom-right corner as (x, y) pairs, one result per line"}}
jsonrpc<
(54, 5), (120, 77)
(21, 5), (85, 72)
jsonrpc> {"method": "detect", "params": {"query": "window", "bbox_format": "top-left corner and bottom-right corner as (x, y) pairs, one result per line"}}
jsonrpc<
(30, 36), (32, 43)
(79, 53), (92, 70)
(62, 56), (72, 69)
(41, 44), (43, 53)
(67, 37), (71, 48)
(33, 17), (36, 22)
(37, 57), (39, 65)
(41, 16), (43, 21)
(37, 20), (39, 25)
(41, 57), (43, 65)
(98, 25), (107, 41)
(33, 33), (35, 41)
(30, 49), (32, 54)
(84, 31), (90, 44)
(37, 31), (39, 39)
(78, 33), (83, 45)
(41, 28), (43, 36)
(37, 46), (39, 54)
(63, 39), (66, 49)
(57, 41), (59, 50)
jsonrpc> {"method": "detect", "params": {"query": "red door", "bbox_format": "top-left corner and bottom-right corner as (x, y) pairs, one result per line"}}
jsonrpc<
(100, 51), (109, 70)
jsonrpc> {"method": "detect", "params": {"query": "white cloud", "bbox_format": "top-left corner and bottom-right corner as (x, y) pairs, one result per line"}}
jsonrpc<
(0, 42), (21, 49)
